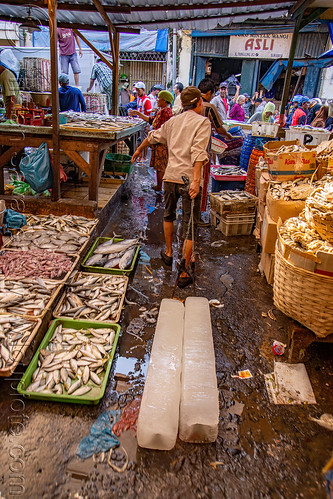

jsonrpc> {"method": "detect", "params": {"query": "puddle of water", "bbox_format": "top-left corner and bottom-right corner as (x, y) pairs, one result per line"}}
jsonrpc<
(115, 354), (149, 378)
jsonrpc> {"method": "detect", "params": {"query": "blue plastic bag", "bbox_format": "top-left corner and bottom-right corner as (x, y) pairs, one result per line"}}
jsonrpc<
(19, 143), (53, 193)
(3, 209), (27, 234)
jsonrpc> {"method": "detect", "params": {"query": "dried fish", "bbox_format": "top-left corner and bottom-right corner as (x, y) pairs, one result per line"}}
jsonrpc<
(279, 213), (333, 256)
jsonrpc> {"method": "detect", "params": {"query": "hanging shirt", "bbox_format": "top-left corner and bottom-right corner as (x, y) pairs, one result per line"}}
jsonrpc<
(57, 28), (76, 56)
(137, 94), (152, 116)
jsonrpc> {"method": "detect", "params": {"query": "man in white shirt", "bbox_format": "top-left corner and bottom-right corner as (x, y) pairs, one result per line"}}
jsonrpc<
(132, 86), (211, 288)
(172, 82), (183, 115)
(211, 81), (231, 121)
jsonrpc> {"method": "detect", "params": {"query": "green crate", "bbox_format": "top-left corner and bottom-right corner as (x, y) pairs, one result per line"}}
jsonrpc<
(81, 237), (140, 275)
(104, 153), (133, 174)
(17, 318), (120, 405)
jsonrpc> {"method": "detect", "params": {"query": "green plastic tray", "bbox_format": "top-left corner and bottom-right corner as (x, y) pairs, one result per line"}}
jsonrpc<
(17, 318), (120, 405)
(81, 237), (140, 275)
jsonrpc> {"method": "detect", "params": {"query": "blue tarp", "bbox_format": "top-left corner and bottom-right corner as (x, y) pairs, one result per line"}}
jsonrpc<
(33, 27), (168, 53)
(260, 58), (333, 91)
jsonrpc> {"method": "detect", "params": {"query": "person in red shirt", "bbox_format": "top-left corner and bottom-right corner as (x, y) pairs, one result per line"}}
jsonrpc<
(57, 28), (82, 86)
(134, 81), (152, 160)
(291, 96), (310, 126)
(130, 90), (173, 191)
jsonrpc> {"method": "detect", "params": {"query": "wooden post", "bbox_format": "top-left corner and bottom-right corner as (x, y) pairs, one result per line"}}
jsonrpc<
(279, 13), (303, 126)
(112, 31), (120, 116)
(48, 0), (61, 201)
(73, 30), (113, 71)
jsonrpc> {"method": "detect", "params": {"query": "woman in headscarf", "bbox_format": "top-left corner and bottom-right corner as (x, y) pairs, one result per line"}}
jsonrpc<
(229, 95), (246, 122)
(247, 102), (275, 123)
(129, 90), (173, 191)
(311, 105), (329, 128)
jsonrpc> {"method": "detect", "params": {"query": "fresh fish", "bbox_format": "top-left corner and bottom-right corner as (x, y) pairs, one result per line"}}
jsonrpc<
(85, 254), (109, 267)
(104, 257), (121, 269)
(71, 386), (91, 397)
(57, 273), (127, 322)
(24, 325), (116, 398)
(119, 246), (137, 269)
(94, 238), (138, 255)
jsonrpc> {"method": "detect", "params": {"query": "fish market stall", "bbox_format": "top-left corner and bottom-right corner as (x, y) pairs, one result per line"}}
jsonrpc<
(0, 115), (144, 214)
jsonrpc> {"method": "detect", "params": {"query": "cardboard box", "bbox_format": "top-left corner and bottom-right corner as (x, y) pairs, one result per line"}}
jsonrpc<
(259, 251), (275, 285)
(253, 212), (263, 241)
(266, 190), (305, 223)
(258, 199), (265, 219)
(258, 171), (270, 204)
(263, 140), (316, 182)
(261, 206), (277, 254)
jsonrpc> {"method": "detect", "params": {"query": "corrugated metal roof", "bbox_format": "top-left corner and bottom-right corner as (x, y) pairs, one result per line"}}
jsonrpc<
(0, 0), (295, 31)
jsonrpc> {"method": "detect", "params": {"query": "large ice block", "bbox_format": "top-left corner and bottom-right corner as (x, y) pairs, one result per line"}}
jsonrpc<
(137, 299), (184, 450)
(179, 297), (219, 443)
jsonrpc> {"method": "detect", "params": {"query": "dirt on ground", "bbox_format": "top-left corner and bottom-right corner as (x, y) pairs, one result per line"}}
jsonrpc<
(0, 165), (332, 499)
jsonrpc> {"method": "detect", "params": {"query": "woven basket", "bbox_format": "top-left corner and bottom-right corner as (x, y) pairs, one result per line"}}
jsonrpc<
(273, 247), (333, 338)
(305, 187), (333, 243)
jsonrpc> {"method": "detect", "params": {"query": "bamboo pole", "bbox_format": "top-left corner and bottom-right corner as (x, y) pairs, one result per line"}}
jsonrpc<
(48, 0), (60, 201)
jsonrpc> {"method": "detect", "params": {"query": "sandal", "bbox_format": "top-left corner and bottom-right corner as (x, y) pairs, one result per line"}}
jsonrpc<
(177, 273), (193, 289)
(160, 250), (173, 266)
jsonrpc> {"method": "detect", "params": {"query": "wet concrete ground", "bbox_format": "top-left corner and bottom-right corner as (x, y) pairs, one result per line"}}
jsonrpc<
(0, 164), (332, 499)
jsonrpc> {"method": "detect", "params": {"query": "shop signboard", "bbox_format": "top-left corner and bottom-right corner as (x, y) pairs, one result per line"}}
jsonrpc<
(229, 33), (292, 59)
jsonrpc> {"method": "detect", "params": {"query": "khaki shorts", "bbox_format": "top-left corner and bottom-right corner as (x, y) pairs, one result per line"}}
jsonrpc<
(163, 181), (201, 240)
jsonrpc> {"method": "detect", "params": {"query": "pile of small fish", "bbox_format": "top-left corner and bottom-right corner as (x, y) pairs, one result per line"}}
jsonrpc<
(56, 274), (127, 322)
(60, 112), (143, 130)
(26, 214), (97, 235)
(211, 165), (247, 176)
(276, 144), (308, 154)
(0, 277), (60, 317)
(0, 250), (73, 279)
(279, 214), (333, 256)
(6, 228), (88, 254)
(85, 238), (139, 270)
(25, 325), (116, 397)
(0, 315), (37, 369)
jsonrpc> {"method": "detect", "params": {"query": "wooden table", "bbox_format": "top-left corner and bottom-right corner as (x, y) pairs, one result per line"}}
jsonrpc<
(0, 122), (142, 204)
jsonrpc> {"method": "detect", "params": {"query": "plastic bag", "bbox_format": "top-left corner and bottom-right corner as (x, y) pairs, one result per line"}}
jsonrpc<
(3, 209), (27, 230)
(0, 49), (20, 77)
(11, 181), (36, 196)
(19, 142), (53, 193)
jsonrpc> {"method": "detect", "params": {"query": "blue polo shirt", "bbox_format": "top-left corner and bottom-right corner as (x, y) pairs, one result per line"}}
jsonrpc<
(59, 85), (86, 112)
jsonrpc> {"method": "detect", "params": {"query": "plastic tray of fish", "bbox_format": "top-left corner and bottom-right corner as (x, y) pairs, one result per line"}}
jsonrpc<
(0, 277), (63, 320)
(0, 250), (79, 282)
(53, 272), (128, 323)
(3, 228), (90, 256)
(17, 319), (120, 404)
(25, 214), (98, 236)
(81, 237), (140, 275)
(0, 316), (42, 377)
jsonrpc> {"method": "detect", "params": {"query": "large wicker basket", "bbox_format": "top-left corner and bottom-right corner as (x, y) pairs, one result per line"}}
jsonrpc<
(305, 186), (333, 243)
(273, 247), (333, 338)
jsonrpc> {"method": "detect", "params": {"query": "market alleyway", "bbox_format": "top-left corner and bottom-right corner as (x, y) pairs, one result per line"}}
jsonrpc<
(0, 164), (332, 499)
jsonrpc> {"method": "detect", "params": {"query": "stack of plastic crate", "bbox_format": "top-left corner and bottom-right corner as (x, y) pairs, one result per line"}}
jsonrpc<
(210, 191), (258, 236)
